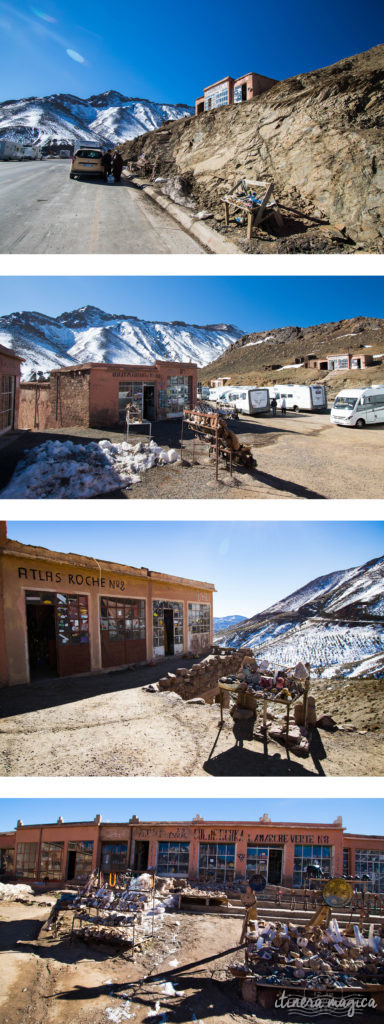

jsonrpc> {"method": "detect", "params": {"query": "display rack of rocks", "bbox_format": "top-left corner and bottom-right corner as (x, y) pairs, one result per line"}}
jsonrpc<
(219, 658), (315, 756)
(71, 872), (170, 949)
(229, 916), (384, 1001)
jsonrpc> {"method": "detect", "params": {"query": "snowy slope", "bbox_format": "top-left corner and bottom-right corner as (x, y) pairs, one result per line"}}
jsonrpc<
(0, 306), (243, 380)
(0, 91), (193, 148)
(218, 555), (384, 677)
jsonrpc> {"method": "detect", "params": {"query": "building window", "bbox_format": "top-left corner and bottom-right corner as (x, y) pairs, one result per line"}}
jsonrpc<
(67, 841), (93, 878)
(198, 843), (235, 883)
(153, 601), (183, 649)
(355, 849), (384, 892)
(101, 843), (128, 873)
(336, 358), (349, 369)
(188, 603), (210, 634)
(293, 845), (332, 887)
(118, 382), (155, 421)
(40, 842), (64, 880)
(16, 842), (39, 879)
(100, 597), (146, 642)
(157, 842), (190, 876)
(234, 85), (242, 103)
(204, 92), (214, 111)
(0, 375), (15, 433)
(343, 849), (350, 875)
(56, 593), (89, 646)
(246, 846), (269, 875)
(0, 847), (14, 873)
(215, 86), (229, 107)
(158, 376), (191, 415)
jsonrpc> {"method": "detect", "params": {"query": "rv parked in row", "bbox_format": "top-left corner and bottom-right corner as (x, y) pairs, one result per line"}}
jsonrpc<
(330, 386), (384, 428)
(0, 141), (41, 161)
(267, 384), (327, 412)
(208, 385), (270, 415)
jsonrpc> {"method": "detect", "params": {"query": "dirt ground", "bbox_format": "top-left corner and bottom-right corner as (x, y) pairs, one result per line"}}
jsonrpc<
(1, 662), (383, 777)
(1, 898), (382, 1024)
(1, 411), (384, 499)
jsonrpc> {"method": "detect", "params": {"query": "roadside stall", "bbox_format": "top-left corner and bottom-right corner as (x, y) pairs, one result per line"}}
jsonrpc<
(219, 659), (312, 747)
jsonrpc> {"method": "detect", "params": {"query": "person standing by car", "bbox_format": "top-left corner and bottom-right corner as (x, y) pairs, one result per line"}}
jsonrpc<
(101, 149), (112, 182)
(270, 396), (277, 417)
(112, 151), (124, 184)
(281, 396), (287, 416)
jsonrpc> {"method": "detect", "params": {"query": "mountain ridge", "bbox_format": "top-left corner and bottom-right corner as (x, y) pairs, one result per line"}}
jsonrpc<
(214, 554), (384, 678)
(0, 306), (244, 380)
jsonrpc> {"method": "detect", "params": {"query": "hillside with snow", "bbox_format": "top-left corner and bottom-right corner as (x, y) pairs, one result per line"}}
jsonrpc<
(0, 90), (193, 149)
(0, 306), (243, 380)
(213, 614), (246, 633)
(215, 556), (384, 678)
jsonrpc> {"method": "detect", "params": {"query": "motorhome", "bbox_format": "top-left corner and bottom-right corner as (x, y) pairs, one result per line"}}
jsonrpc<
(330, 386), (384, 428)
(267, 384), (327, 412)
(19, 145), (41, 160)
(208, 385), (270, 415)
(0, 141), (20, 160)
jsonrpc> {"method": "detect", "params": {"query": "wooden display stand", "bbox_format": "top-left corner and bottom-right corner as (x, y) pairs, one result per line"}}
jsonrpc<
(222, 179), (284, 240)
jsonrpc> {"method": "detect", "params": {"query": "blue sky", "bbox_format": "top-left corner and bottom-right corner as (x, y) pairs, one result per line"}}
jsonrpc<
(7, 521), (384, 616)
(0, 277), (383, 333)
(0, 0), (383, 104)
(0, 798), (382, 835)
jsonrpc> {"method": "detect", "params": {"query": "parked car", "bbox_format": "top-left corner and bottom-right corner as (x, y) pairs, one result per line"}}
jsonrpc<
(70, 147), (104, 180)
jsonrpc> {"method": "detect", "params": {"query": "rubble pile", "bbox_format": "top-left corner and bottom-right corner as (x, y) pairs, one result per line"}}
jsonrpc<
(230, 917), (384, 991)
(156, 649), (252, 702)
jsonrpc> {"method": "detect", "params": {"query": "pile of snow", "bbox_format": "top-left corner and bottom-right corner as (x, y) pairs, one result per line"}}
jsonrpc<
(0, 882), (34, 901)
(0, 439), (178, 499)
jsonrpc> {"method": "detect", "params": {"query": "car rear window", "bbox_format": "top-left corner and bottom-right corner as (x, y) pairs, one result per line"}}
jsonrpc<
(76, 149), (102, 159)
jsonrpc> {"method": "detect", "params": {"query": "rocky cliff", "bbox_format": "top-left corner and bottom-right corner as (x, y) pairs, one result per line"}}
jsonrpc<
(120, 45), (384, 253)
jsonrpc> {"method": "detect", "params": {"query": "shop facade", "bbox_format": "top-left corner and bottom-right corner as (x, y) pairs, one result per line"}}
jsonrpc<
(18, 360), (198, 432)
(2, 815), (384, 892)
(0, 344), (22, 435)
(0, 524), (214, 685)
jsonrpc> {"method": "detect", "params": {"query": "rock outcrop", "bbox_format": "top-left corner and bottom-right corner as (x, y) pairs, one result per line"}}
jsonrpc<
(121, 45), (384, 253)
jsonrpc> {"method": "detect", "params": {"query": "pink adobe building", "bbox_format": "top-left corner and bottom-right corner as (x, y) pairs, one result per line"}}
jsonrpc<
(195, 71), (277, 115)
(1, 814), (384, 892)
(0, 343), (23, 435)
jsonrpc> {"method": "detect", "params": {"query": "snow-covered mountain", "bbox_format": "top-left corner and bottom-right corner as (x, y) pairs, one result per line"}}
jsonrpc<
(0, 306), (244, 380)
(215, 556), (384, 678)
(0, 91), (193, 148)
(213, 615), (247, 633)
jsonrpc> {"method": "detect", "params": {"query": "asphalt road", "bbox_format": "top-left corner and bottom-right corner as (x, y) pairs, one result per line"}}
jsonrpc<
(0, 159), (204, 253)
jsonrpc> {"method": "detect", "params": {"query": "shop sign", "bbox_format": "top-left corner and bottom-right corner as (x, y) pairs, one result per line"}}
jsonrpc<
(17, 566), (141, 593)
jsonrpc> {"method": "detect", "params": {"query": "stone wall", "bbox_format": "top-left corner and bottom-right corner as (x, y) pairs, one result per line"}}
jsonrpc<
(157, 648), (253, 703)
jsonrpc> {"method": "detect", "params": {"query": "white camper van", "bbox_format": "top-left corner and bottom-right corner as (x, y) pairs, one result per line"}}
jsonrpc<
(267, 384), (327, 412)
(330, 386), (384, 428)
(209, 385), (270, 415)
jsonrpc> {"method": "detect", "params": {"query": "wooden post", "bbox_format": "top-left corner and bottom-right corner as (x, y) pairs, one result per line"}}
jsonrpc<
(286, 700), (290, 739)
(263, 698), (267, 728)
(303, 681), (310, 726)
(247, 211), (254, 240)
(224, 201), (229, 226)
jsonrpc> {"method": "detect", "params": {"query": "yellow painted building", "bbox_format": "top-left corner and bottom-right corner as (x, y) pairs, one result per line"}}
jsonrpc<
(0, 524), (214, 686)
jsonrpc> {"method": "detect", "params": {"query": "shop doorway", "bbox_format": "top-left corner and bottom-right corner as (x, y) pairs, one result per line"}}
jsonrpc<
(164, 608), (174, 655)
(268, 849), (282, 885)
(143, 385), (155, 420)
(133, 841), (149, 872)
(26, 600), (57, 679)
(67, 850), (77, 880)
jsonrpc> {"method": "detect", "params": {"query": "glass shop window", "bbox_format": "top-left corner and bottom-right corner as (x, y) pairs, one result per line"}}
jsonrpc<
(100, 597), (146, 641)
(355, 849), (384, 893)
(157, 842), (190, 875)
(198, 843), (235, 883)
(101, 843), (128, 872)
(158, 376), (191, 414)
(188, 603), (210, 634)
(293, 845), (332, 887)
(56, 593), (89, 645)
(67, 840), (93, 877)
(40, 842), (64, 880)
(153, 601), (184, 648)
(0, 375), (15, 432)
(16, 842), (39, 879)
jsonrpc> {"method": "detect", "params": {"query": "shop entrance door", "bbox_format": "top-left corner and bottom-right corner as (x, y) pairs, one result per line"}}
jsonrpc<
(67, 850), (77, 880)
(268, 849), (282, 885)
(164, 609), (174, 655)
(26, 602), (57, 679)
(134, 841), (149, 872)
(143, 385), (155, 420)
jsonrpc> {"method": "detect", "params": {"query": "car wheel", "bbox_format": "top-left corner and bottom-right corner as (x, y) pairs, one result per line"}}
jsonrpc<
(293, 405), (299, 412)
(355, 418), (365, 429)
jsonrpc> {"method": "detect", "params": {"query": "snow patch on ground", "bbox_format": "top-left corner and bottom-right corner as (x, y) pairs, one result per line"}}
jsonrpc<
(0, 439), (178, 498)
